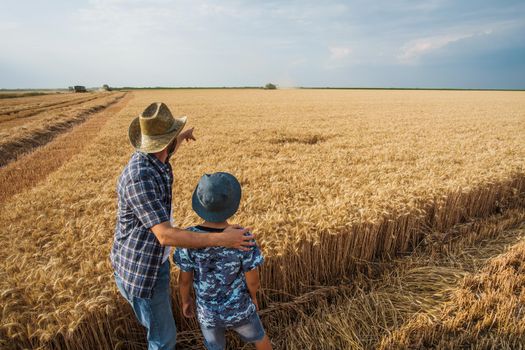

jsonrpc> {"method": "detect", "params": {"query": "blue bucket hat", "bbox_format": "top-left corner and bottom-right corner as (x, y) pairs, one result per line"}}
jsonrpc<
(192, 172), (242, 222)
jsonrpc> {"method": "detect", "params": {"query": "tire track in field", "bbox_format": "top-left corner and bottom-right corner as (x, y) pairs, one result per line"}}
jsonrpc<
(0, 93), (132, 204)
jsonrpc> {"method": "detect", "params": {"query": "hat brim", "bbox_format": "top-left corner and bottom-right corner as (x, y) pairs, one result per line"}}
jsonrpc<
(191, 173), (242, 222)
(128, 116), (187, 153)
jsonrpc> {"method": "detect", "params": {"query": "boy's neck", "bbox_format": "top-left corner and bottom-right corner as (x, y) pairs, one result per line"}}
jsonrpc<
(201, 220), (229, 229)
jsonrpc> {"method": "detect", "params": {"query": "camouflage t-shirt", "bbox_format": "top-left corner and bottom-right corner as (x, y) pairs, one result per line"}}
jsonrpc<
(173, 225), (264, 328)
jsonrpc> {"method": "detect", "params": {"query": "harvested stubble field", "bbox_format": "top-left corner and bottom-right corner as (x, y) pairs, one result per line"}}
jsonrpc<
(0, 93), (96, 121)
(0, 91), (59, 100)
(0, 89), (524, 349)
(0, 93), (132, 204)
(0, 91), (126, 167)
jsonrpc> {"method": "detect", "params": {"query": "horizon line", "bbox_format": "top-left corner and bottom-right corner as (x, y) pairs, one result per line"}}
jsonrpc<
(1, 86), (525, 92)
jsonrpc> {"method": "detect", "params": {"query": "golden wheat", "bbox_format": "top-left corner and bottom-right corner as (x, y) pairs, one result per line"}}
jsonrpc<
(271, 208), (525, 350)
(380, 224), (525, 349)
(0, 89), (523, 349)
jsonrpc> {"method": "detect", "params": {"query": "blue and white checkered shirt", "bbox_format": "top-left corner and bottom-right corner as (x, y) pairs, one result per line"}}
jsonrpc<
(111, 151), (173, 298)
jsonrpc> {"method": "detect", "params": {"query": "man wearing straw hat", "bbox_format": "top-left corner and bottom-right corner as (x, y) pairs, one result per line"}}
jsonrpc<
(111, 102), (254, 350)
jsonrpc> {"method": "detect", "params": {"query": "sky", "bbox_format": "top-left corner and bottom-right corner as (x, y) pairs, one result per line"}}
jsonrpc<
(1, 0), (524, 89)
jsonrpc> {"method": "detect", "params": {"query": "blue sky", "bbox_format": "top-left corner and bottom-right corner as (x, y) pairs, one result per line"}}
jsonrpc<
(1, 0), (524, 89)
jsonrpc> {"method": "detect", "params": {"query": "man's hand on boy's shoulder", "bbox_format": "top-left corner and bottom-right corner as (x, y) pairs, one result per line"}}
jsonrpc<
(219, 225), (256, 252)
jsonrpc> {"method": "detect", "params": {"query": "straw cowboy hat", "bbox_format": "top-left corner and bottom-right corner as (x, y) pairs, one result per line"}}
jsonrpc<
(128, 102), (187, 153)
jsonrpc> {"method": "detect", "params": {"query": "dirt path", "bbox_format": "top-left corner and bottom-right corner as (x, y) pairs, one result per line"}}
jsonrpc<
(0, 93), (132, 205)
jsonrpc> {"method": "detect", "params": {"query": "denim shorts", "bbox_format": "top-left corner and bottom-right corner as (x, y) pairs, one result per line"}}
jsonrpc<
(200, 311), (265, 350)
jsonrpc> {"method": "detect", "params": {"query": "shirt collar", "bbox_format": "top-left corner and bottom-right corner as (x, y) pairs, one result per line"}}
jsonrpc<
(137, 151), (170, 174)
(195, 225), (226, 232)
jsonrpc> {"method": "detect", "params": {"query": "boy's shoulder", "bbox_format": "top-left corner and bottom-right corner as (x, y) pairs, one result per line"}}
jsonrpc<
(185, 225), (223, 235)
(186, 226), (254, 243)
(186, 225), (251, 234)
(181, 225), (247, 254)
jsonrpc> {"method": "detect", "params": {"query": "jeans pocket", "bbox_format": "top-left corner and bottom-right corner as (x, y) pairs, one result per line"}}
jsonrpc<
(151, 262), (171, 299)
(233, 312), (265, 343)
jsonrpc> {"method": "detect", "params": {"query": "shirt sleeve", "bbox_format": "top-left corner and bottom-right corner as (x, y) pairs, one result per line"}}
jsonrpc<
(173, 248), (194, 272)
(241, 234), (264, 272)
(124, 175), (170, 229)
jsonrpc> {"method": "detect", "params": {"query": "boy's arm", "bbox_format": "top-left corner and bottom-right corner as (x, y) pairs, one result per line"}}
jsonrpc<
(245, 268), (261, 310)
(174, 248), (196, 318)
(241, 232), (264, 310)
(179, 271), (195, 318)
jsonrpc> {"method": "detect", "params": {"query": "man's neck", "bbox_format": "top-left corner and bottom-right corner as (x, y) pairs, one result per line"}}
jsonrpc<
(153, 151), (168, 164)
(201, 221), (229, 229)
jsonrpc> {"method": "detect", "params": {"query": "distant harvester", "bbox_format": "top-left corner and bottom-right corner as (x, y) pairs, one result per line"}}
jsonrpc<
(73, 86), (87, 93)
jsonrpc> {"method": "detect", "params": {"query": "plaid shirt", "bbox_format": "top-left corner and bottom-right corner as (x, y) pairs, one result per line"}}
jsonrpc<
(111, 151), (173, 298)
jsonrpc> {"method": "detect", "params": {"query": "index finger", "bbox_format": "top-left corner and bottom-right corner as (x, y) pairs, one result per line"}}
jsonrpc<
(240, 239), (255, 246)
(240, 227), (254, 237)
(240, 227), (253, 234)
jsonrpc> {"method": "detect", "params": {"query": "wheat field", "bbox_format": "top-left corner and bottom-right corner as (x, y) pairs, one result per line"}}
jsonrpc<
(0, 89), (524, 349)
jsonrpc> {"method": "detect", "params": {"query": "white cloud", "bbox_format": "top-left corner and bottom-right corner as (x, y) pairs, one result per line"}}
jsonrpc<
(0, 20), (20, 32)
(74, 0), (178, 37)
(0, 0), (524, 88)
(323, 46), (355, 70)
(329, 46), (352, 60)
(397, 33), (475, 64)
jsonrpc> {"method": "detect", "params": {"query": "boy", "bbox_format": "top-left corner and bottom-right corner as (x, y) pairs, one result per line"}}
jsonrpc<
(174, 172), (272, 350)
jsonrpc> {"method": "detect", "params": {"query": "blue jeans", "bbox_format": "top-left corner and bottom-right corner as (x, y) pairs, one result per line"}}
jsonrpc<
(200, 311), (265, 350)
(114, 261), (177, 350)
